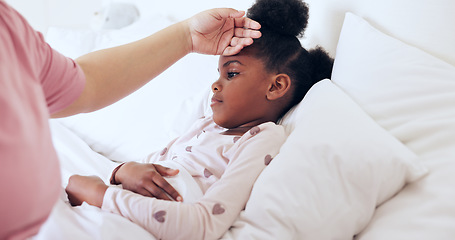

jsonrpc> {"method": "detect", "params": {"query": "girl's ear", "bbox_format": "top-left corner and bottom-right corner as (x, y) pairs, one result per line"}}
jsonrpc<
(267, 74), (291, 100)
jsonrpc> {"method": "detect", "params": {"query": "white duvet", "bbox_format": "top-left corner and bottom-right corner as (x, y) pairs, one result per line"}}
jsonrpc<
(33, 121), (155, 240)
(35, 121), (204, 240)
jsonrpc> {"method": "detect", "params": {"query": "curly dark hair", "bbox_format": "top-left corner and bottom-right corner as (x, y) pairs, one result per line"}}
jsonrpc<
(246, 0), (334, 118)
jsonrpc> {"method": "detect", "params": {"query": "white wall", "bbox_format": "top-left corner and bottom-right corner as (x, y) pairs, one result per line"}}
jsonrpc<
(5, 0), (49, 33)
(5, 0), (255, 35)
(5, 0), (102, 34)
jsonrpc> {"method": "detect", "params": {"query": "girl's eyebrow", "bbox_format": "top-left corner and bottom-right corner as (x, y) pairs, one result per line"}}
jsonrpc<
(223, 60), (244, 68)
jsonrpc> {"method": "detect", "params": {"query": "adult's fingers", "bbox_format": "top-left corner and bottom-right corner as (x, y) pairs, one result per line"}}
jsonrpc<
(230, 37), (253, 49)
(212, 8), (245, 20)
(234, 17), (261, 30)
(222, 44), (244, 56)
(234, 27), (262, 39)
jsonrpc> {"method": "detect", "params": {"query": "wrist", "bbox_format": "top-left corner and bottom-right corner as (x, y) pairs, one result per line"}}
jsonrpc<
(179, 20), (193, 54)
(95, 184), (109, 208)
(110, 162), (126, 185)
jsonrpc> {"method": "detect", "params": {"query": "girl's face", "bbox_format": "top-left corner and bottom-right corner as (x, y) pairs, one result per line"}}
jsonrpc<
(211, 51), (276, 129)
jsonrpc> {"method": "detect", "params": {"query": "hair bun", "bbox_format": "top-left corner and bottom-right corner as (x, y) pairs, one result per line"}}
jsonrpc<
(309, 46), (334, 82)
(247, 0), (309, 37)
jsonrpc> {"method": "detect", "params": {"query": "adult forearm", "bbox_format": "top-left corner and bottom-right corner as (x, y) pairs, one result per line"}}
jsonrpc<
(54, 21), (192, 117)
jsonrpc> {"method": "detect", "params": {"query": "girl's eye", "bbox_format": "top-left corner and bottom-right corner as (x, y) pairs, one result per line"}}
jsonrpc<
(227, 72), (239, 79)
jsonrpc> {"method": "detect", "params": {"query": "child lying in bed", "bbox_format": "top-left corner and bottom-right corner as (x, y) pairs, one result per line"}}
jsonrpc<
(65, 0), (333, 239)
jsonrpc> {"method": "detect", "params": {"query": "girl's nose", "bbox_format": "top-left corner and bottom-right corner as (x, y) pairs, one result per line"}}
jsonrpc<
(212, 80), (221, 92)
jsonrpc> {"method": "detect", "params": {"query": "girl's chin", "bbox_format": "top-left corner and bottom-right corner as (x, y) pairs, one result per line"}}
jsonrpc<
(212, 115), (228, 129)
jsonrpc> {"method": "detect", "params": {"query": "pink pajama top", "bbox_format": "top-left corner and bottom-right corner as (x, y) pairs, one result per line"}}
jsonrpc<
(102, 116), (286, 239)
(0, 2), (85, 239)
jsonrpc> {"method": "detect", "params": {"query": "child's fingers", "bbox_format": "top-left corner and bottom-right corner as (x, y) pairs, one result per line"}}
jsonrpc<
(151, 165), (183, 202)
(155, 164), (179, 176)
(142, 185), (172, 201)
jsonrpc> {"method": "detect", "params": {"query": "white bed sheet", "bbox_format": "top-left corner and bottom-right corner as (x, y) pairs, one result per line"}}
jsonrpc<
(32, 121), (156, 240)
(35, 121), (210, 240)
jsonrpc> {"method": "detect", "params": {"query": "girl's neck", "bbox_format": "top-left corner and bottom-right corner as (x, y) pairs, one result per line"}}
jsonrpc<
(221, 126), (254, 136)
(219, 115), (278, 136)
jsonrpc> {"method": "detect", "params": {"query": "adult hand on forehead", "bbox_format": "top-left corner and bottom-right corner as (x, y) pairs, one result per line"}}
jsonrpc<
(187, 8), (262, 56)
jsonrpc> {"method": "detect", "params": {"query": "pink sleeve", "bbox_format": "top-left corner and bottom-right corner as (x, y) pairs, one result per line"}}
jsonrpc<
(40, 46), (86, 114)
(3, 2), (86, 114)
(102, 123), (286, 239)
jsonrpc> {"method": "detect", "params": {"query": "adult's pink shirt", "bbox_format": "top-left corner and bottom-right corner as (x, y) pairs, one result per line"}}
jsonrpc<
(0, 1), (85, 239)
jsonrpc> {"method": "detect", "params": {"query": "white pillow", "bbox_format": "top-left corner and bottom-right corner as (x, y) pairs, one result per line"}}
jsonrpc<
(224, 79), (427, 240)
(330, 13), (455, 239)
(331, 13), (455, 155)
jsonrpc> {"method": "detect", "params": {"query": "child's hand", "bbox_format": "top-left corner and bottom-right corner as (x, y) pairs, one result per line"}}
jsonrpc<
(65, 175), (108, 207)
(115, 162), (183, 202)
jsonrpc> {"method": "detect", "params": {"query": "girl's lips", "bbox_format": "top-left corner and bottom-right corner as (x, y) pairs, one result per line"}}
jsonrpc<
(210, 97), (222, 106)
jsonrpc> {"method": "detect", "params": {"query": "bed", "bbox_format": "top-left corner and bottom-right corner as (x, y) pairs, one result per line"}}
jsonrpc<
(19, 0), (455, 239)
